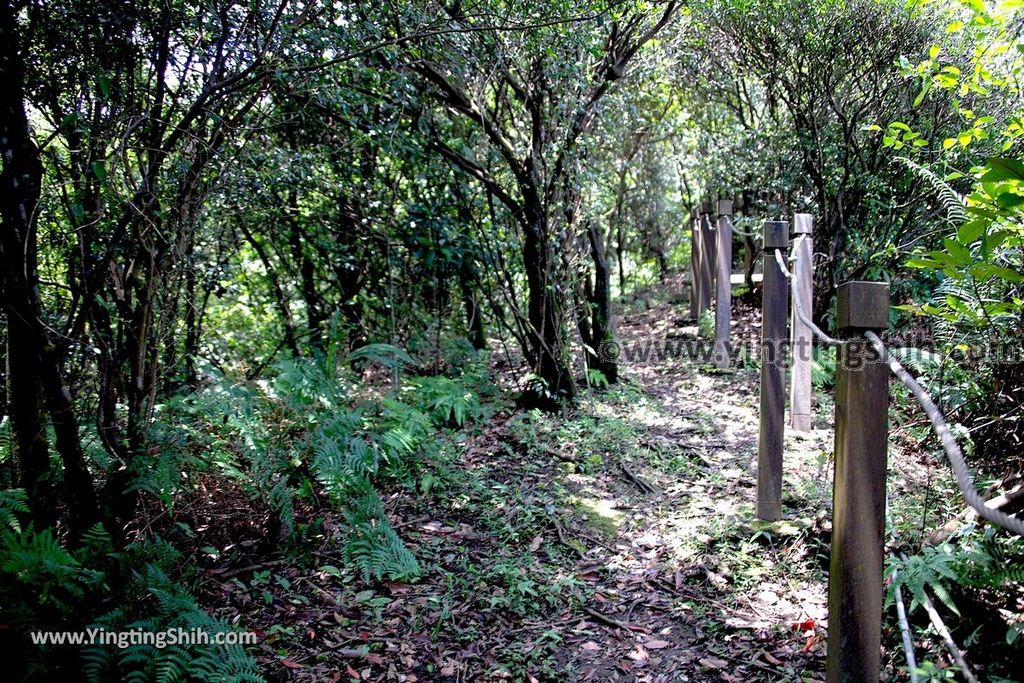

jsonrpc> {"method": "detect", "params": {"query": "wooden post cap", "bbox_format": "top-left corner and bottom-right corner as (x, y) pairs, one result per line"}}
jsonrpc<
(793, 213), (813, 235)
(837, 281), (889, 331)
(763, 221), (789, 249)
(700, 201), (714, 214)
(718, 199), (733, 216)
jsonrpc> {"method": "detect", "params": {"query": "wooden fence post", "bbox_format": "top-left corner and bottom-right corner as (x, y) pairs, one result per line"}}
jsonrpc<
(790, 214), (814, 431)
(827, 281), (890, 683)
(741, 190), (757, 290)
(757, 220), (789, 521)
(699, 202), (716, 316)
(690, 207), (701, 320)
(715, 200), (733, 368)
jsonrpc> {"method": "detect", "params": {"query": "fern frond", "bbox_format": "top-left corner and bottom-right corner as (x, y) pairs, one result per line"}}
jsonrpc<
(895, 156), (967, 223)
(0, 488), (30, 533)
(345, 343), (415, 370)
(343, 485), (421, 583)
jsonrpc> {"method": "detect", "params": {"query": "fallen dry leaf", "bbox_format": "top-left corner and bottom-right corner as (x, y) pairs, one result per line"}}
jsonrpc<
(644, 639), (671, 649)
(629, 644), (650, 666)
(699, 657), (729, 669)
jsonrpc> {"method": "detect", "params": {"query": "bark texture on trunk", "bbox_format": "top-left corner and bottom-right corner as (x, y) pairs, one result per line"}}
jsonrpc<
(0, 2), (98, 533)
(459, 260), (487, 351)
(586, 223), (617, 383)
(521, 204), (575, 405)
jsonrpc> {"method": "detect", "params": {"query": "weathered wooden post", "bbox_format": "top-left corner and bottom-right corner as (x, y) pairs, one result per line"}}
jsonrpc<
(827, 281), (890, 683)
(699, 202), (716, 316)
(790, 214), (814, 431)
(741, 190), (757, 290)
(690, 207), (701, 320)
(757, 221), (789, 521)
(714, 200), (733, 368)
(741, 191), (757, 290)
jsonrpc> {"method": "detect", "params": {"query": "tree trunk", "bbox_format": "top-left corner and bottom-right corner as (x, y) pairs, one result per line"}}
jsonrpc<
(586, 223), (617, 383)
(3, 313), (53, 526)
(0, 0), (53, 528)
(286, 190), (325, 350)
(240, 223), (300, 357)
(612, 166), (628, 294)
(742, 190), (757, 289)
(0, 3), (99, 533)
(521, 202), (575, 407)
(39, 345), (99, 537)
(183, 258), (201, 385)
(109, 260), (159, 536)
(458, 260), (487, 351)
(576, 273), (595, 369)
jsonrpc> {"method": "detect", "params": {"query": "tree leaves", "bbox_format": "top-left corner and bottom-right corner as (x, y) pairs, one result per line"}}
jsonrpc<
(981, 156), (1024, 183)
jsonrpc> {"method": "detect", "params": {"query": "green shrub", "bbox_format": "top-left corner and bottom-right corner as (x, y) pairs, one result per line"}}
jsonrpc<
(811, 346), (836, 390)
(0, 504), (262, 682)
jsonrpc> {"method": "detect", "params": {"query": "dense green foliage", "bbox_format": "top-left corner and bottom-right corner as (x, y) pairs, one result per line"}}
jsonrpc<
(1, 0), (1022, 680)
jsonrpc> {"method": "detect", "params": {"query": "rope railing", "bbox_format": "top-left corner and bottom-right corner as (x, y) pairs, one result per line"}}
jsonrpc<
(776, 233), (1024, 537)
(864, 330), (1024, 537)
(729, 222), (761, 239)
(748, 213), (1023, 681)
(772, 241), (841, 347)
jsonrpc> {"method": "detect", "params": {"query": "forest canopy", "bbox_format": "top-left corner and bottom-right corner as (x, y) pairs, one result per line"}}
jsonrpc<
(1, 0), (1022, 680)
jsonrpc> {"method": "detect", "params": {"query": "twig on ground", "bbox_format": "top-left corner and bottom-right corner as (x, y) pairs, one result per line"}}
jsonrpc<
(696, 558), (729, 591)
(583, 606), (645, 632)
(548, 516), (586, 558)
(711, 650), (788, 676)
(926, 483), (1024, 545)
(393, 514), (431, 530)
(891, 567), (920, 683)
(921, 588), (979, 683)
(299, 576), (340, 605)
(217, 559), (286, 579)
(619, 458), (659, 495)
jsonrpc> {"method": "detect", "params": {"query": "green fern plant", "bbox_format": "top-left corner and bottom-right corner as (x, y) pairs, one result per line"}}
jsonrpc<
(0, 516), (262, 681)
(0, 523), (86, 604)
(155, 350), (436, 589)
(311, 431), (372, 499)
(698, 309), (715, 339)
(0, 488), (30, 532)
(345, 343), (415, 371)
(83, 565), (262, 683)
(889, 526), (1024, 651)
(952, 525), (1024, 588)
(587, 368), (610, 390)
(811, 346), (836, 390)
(404, 371), (486, 428)
(373, 397), (435, 468)
(155, 375), (300, 540)
(895, 156), (967, 224)
(342, 484), (421, 583)
(889, 343), (983, 423)
(273, 356), (349, 411)
(0, 416), (11, 475)
(886, 543), (961, 616)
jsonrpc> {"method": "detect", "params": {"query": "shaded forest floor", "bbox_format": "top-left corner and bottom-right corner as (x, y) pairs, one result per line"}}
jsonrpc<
(192, 276), (941, 682)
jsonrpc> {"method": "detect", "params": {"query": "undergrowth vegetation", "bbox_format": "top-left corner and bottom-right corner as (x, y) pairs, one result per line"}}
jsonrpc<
(1, 0), (1023, 680)
(1, 338), (497, 679)
(0, 505), (261, 681)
